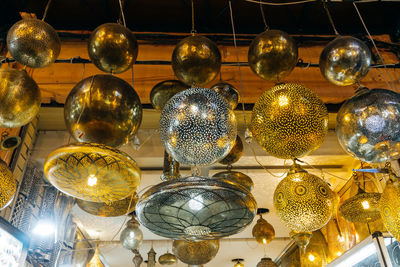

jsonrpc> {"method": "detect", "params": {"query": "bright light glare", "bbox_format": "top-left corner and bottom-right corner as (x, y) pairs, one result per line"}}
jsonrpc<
(32, 219), (56, 237)
(308, 254), (315, 262)
(361, 200), (370, 210)
(88, 175), (97, 187)
(188, 195), (204, 211)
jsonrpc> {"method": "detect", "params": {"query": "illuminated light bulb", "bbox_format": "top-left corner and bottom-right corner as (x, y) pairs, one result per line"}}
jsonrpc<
(361, 200), (370, 210)
(308, 254), (316, 262)
(88, 175), (97, 187)
(336, 251), (342, 257)
(32, 219), (56, 237)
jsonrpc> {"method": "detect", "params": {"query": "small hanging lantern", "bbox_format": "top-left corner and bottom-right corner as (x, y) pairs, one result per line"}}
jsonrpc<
(252, 208), (275, 244)
(120, 214), (143, 250)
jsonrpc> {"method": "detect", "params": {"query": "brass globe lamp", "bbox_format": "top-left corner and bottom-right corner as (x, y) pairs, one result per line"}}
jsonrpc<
(218, 135), (243, 166)
(158, 252), (177, 265)
(256, 258), (277, 267)
(320, 36), (371, 86)
(150, 80), (189, 111)
(252, 209), (275, 244)
(44, 142), (141, 203)
(172, 35), (221, 86)
(0, 68), (41, 128)
(0, 159), (16, 210)
(248, 30), (298, 81)
(379, 176), (400, 241)
(120, 215), (143, 250)
(88, 23), (138, 74)
(210, 82), (240, 110)
(251, 83), (328, 159)
(274, 162), (334, 232)
(7, 18), (61, 68)
(64, 75), (142, 147)
(212, 171), (254, 192)
(173, 239), (219, 265)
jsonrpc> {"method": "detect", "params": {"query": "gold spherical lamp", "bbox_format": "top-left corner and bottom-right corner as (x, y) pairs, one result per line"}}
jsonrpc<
(251, 83), (328, 159)
(7, 18), (61, 68)
(274, 163), (334, 232)
(0, 159), (16, 210)
(44, 142), (141, 202)
(150, 80), (189, 111)
(64, 75), (142, 147)
(88, 23), (138, 74)
(218, 135), (243, 165)
(256, 258), (277, 267)
(252, 209), (275, 244)
(0, 68), (41, 128)
(172, 35), (221, 86)
(158, 252), (177, 265)
(248, 30), (298, 81)
(379, 176), (400, 241)
(173, 239), (219, 265)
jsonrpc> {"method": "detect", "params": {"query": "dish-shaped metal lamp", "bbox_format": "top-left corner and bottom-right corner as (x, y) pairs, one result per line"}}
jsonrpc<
(136, 176), (256, 240)
(0, 68), (41, 128)
(172, 35), (221, 86)
(150, 80), (189, 111)
(7, 18), (61, 68)
(212, 171), (253, 192)
(158, 252), (177, 265)
(173, 239), (219, 265)
(76, 193), (138, 217)
(210, 82), (240, 110)
(0, 159), (16, 210)
(64, 75), (142, 147)
(88, 23), (138, 74)
(248, 30), (298, 81)
(44, 142), (141, 202)
(257, 258), (277, 267)
(159, 87), (237, 165)
(251, 83), (328, 159)
(336, 88), (400, 163)
(320, 36), (371, 86)
(218, 135), (243, 166)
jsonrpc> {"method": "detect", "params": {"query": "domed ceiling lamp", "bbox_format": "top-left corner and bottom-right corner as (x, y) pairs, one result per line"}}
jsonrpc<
(173, 239), (219, 265)
(252, 208), (275, 245)
(86, 245), (104, 267)
(232, 258), (244, 267)
(256, 257), (277, 267)
(158, 251), (177, 265)
(120, 213), (143, 250)
(0, 158), (16, 210)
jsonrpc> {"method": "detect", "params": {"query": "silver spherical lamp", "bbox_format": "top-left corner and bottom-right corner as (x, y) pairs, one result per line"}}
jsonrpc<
(120, 214), (143, 250)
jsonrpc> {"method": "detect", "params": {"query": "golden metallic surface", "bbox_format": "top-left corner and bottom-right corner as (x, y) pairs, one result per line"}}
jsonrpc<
(88, 23), (138, 74)
(64, 75), (142, 147)
(320, 36), (371, 86)
(256, 258), (277, 267)
(172, 35), (221, 86)
(303, 230), (329, 267)
(274, 164), (334, 232)
(76, 193), (138, 217)
(339, 188), (381, 223)
(7, 19), (60, 68)
(86, 247), (104, 267)
(172, 239), (219, 265)
(212, 171), (253, 192)
(251, 83), (328, 159)
(210, 82), (241, 110)
(158, 252), (177, 265)
(248, 30), (298, 81)
(0, 69), (41, 128)
(379, 177), (400, 241)
(0, 159), (16, 210)
(252, 215), (275, 244)
(150, 80), (189, 110)
(218, 135), (243, 165)
(44, 142), (141, 203)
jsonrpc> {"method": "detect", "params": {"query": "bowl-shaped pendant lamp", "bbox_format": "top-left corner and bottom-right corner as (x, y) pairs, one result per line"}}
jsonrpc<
(173, 239), (219, 265)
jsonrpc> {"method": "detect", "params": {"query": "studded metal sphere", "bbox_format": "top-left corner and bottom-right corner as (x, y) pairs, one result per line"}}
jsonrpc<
(150, 80), (189, 111)
(273, 164), (334, 232)
(88, 23), (138, 74)
(0, 159), (16, 210)
(160, 87), (237, 165)
(257, 258), (277, 267)
(248, 30), (298, 81)
(251, 83), (328, 159)
(339, 189), (381, 223)
(0, 69), (41, 128)
(336, 88), (400, 163)
(218, 135), (243, 165)
(172, 239), (219, 265)
(136, 176), (256, 240)
(64, 75), (142, 147)
(172, 35), (221, 86)
(320, 37), (371, 86)
(212, 171), (253, 192)
(7, 19), (61, 68)
(379, 178), (400, 242)
(210, 82), (240, 110)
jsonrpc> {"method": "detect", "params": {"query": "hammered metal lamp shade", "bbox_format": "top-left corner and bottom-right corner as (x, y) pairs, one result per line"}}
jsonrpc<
(64, 75), (142, 147)
(336, 88), (400, 163)
(136, 176), (256, 240)
(150, 80), (189, 111)
(158, 252), (177, 265)
(76, 193), (138, 217)
(256, 258), (277, 267)
(0, 159), (16, 210)
(379, 177), (400, 241)
(339, 188), (381, 223)
(212, 171), (254, 192)
(218, 135), (243, 166)
(248, 30), (298, 81)
(88, 23), (138, 74)
(251, 83), (328, 159)
(120, 216), (143, 250)
(319, 37), (371, 86)
(252, 215), (275, 244)
(44, 142), (141, 202)
(210, 82), (240, 110)
(172, 239), (219, 265)
(7, 18), (61, 68)
(0, 69), (41, 128)
(274, 163), (334, 232)
(159, 87), (237, 166)
(172, 35), (221, 86)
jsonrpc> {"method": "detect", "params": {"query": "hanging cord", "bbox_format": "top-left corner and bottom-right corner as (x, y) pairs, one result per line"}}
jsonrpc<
(191, 0), (196, 34)
(118, 0), (127, 27)
(42, 0), (53, 21)
(353, 2), (397, 91)
(323, 1), (339, 36)
(110, 193), (136, 241)
(259, 0), (269, 31)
